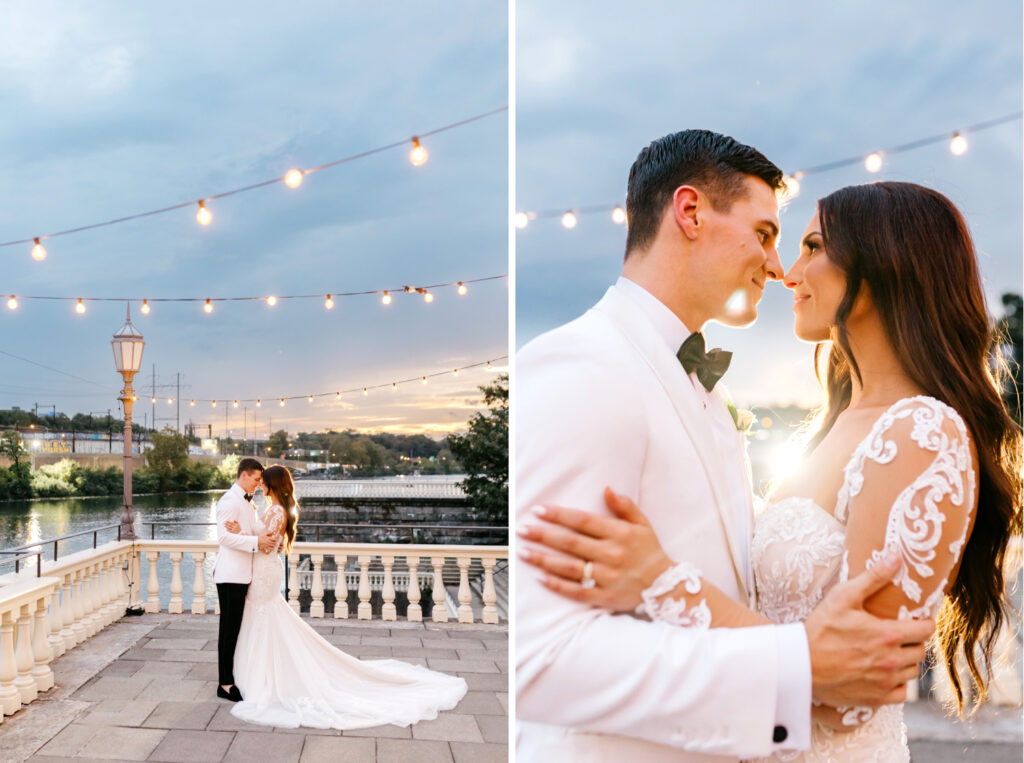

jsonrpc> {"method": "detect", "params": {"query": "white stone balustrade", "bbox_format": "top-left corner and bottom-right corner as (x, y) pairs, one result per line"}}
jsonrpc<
(0, 577), (61, 721)
(295, 480), (466, 500)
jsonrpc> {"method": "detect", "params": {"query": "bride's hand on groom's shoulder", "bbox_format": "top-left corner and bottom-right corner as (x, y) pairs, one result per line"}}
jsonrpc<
(518, 487), (672, 611)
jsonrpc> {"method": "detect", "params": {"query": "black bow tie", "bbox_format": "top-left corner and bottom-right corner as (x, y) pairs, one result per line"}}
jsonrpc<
(677, 332), (732, 392)
(244, 493), (254, 502)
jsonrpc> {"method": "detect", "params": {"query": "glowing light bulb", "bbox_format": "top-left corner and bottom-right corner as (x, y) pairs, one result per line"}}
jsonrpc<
(7, 296), (17, 310)
(308, 395), (314, 403)
(167, 398), (173, 405)
(865, 153), (883, 173)
(515, 212), (529, 229)
(190, 400), (195, 406)
(409, 137), (428, 166)
(950, 133), (968, 155)
(561, 211), (578, 229)
(284, 169), (304, 188)
(266, 296), (277, 307)
(279, 398), (285, 407)
(325, 294), (334, 309)
(75, 298), (86, 314)
(31, 237), (47, 261)
(256, 399), (261, 407)
(382, 291), (391, 305)
(233, 400), (239, 408)
(336, 391), (341, 399)
(487, 361), (493, 369)
(204, 299), (213, 313)
(363, 387), (368, 396)
(141, 299), (151, 314)
(132, 395), (138, 402)
(421, 376), (428, 384)
(196, 200), (212, 226)
(392, 382), (398, 391)
(211, 400), (217, 408)
(457, 281), (467, 295)
(151, 397), (156, 403)
(611, 206), (627, 224)
(453, 368), (459, 376)
(782, 175), (801, 198)
(423, 290), (434, 303)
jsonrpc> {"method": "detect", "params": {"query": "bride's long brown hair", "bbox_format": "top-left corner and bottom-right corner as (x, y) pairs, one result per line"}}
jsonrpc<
(806, 181), (1021, 712)
(262, 465), (298, 555)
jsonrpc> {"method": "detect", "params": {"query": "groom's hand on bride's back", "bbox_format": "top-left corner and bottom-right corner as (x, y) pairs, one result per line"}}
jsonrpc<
(804, 551), (934, 708)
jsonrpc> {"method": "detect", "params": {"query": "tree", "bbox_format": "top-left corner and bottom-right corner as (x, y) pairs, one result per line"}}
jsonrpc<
(144, 428), (190, 492)
(0, 430), (32, 499)
(447, 374), (508, 520)
(266, 430), (289, 458)
(997, 293), (1022, 420)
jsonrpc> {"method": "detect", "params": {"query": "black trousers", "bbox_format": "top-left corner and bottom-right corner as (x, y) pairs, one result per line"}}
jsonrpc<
(216, 582), (249, 686)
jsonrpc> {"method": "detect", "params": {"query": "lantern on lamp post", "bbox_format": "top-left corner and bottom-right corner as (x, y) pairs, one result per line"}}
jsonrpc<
(111, 304), (145, 541)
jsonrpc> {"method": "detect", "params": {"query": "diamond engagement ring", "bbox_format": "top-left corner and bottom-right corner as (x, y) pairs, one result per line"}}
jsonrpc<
(581, 560), (596, 589)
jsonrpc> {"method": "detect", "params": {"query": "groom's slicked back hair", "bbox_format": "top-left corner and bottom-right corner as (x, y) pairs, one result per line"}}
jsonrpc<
(237, 457), (264, 477)
(624, 129), (783, 258)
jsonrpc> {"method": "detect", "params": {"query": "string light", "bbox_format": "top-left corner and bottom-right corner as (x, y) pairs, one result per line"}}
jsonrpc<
(325, 294), (334, 309)
(382, 291), (392, 305)
(233, 400), (239, 408)
(211, 400), (217, 408)
(196, 201), (212, 226)
(31, 238), (46, 261)
(256, 399), (261, 407)
(422, 376), (428, 384)
(423, 290), (434, 303)
(284, 169), (304, 188)
(392, 382), (398, 391)
(151, 397), (156, 403)
(204, 299), (213, 313)
(141, 299), (151, 314)
(75, 298), (86, 314)
(363, 387), (369, 396)
(453, 368), (460, 376)
(166, 398), (173, 405)
(2, 107), (507, 256)
(409, 137), (428, 166)
(611, 206), (627, 224)
(487, 361), (493, 369)
(266, 296), (277, 307)
(7, 296), (17, 310)
(307, 395), (314, 403)
(190, 400), (195, 406)
(517, 113), (1022, 227)
(279, 398), (285, 407)
(335, 391), (341, 399)
(457, 281), (467, 295)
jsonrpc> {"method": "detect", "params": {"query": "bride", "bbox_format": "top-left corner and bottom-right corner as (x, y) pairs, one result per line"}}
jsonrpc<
(519, 181), (1021, 761)
(223, 464), (467, 729)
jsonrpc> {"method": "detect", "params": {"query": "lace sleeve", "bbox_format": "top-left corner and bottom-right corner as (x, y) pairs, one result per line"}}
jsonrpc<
(828, 397), (977, 728)
(265, 505), (286, 539)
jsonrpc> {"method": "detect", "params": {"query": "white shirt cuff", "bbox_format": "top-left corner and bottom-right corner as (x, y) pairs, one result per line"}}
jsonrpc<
(773, 623), (812, 751)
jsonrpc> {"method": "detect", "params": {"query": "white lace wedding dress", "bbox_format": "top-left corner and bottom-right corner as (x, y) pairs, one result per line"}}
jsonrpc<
(748, 396), (975, 762)
(230, 505), (468, 729)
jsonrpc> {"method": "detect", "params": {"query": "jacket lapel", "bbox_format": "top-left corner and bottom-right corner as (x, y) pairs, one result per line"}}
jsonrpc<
(593, 286), (750, 602)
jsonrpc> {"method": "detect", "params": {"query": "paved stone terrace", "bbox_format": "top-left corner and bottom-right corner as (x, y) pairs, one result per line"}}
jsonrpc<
(0, 613), (508, 762)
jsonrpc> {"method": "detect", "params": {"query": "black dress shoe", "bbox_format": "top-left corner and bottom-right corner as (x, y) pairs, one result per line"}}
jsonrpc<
(217, 685), (243, 702)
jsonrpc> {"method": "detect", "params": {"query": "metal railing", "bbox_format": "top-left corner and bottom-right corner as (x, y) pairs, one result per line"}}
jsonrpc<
(0, 524), (123, 574)
(142, 521), (508, 543)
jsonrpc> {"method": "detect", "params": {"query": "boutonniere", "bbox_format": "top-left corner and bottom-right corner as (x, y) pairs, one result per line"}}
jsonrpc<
(725, 398), (755, 436)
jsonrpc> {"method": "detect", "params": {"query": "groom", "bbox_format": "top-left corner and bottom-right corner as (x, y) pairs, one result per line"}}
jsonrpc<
(516, 130), (934, 760)
(213, 457), (275, 702)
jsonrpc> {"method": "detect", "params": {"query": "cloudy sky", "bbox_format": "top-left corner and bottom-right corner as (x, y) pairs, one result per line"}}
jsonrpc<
(516, 0), (1022, 408)
(0, 3), (508, 438)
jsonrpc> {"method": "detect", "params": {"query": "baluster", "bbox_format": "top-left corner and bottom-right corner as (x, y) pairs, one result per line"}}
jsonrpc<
(357, 555), (372, 620)
(287, 553), (301, 614)
(70, 570), (86, 645)
(47, 586), (65, 660)
(79, 565), (94, 638)
(145, 552), (161, 613)
(84, 563), (101, 637)
(0, 610), (19, 714)
(59, 575), (75, 652)
(309, 554), (325, 618)
(482, 557), (499, 624)
(381, 555), (396, 621)
(14, 603), (37, 704)
(95, 559), (111, 626)
(31, 593), (54, 693)
(332, 554), (348, 619)
(167, 552), (184, 614)
(457, 556), (473, 623)
(105, 556), (122, 623)
(192, 552), (208, 614)
(431, 556), (448, 623)
(406, 556), (422, 622)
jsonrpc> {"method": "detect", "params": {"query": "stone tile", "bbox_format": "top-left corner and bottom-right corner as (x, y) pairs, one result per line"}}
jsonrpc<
(36, 723), (99, 757)
(342, 646), (392, 658)
(28, 756), (110, 763)
(142, 700), (220, 730)
(377, 738), (453, 763)
(159, 649), (219, 663)
(136, 678), (209, 701)
(145, 628), (217, 640)
(342, 723), (411, 739)
(134, 661), (193, 678)
(184, 662), (219, 681)
(451, 742), (509, 763)
(271, 724), (341, 736)
(202, 641), (218, 651)
(223, 730), (304, 762)
(148, 729), (234, 762)
(322, 633), (361, 647)
(459, 673), (508, 691)
(454, 691), (505, 716)
(72, 675), (153, 701)
(96, 661), (142, 678)
(427, 658), (498, 674)
(118, 647), (162, 661)
(448, 639), (487, 651)
(299, 736), (375, 762)
(163, 618), (219, 631)
(496, 692), (508, 713)
(77, 726), (167, 760)
(411, 713), (483, 743)
(361, 636), (422, 648)
(391, 647), (459, 660)
(207, 704), (275, 732)
(475, 715), (508, 744)
(418, 629), (454, 641)
(77, 699), (160, 727)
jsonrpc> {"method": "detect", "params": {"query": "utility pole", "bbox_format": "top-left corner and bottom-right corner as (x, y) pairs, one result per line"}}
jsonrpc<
(176, 373), (181, 434)
(151, 363), (155, 435)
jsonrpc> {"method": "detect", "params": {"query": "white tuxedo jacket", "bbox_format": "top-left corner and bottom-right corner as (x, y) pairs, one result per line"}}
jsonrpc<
(516, 284), (805, 761)
(212, 483), (260, 584)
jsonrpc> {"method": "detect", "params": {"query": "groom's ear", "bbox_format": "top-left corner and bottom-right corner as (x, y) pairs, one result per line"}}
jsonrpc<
(671, 185), (701, 241)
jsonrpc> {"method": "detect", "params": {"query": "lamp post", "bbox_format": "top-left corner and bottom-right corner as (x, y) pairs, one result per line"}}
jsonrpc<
(111, 304), (145, 541)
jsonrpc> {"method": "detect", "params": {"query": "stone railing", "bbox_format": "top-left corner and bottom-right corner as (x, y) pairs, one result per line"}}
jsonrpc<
(0, 538), (505, 723)
(295, 480), (466, 500)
